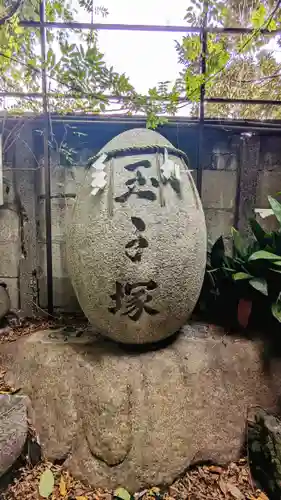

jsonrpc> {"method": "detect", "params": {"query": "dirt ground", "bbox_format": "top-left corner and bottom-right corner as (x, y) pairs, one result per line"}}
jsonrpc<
(1, 459), (268, 500)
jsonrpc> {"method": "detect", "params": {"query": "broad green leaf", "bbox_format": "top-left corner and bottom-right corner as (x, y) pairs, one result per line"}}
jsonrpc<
(267, 18), (277, 31)
(232, 272), (252, 280)
(251, 4), (266, 28)
(114, 488), (131, 500)
(39, 469), (54, 498)
(268, 196), (281, 226)
(231, 227), (247, 257)
(249, 250), (281, 262)
(249, 218), (266, 245)
(249, 278), (268, 296)
(272, 293), (281, 322)
(273, 261), (281, 266)
(270, 268), (281, 274)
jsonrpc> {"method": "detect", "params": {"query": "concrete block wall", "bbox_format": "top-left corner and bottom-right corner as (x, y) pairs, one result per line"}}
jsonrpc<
(200, 134), (239, 250)
(35, 134), (241, 312)
(238, 134), (281, 236)
(0, 171), (21, 310)
(202, 170), (237, 246)
(2, 120), (281, 314)
(37, 157), (84, 311)
(0, 123), (39, 312)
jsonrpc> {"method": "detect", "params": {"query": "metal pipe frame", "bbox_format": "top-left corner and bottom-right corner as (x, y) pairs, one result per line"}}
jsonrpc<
(5, 7), (281, 313)
(2, 93), (281, 107)
(40, 0), (53, 314)
(18, 20), (281, 34)
(196, 0), (208, 195)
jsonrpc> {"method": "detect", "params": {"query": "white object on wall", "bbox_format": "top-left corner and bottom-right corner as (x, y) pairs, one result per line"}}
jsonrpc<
(254, 208), (274, 219)
(90, 153), (107, 197)
(161, 148), (181, 181)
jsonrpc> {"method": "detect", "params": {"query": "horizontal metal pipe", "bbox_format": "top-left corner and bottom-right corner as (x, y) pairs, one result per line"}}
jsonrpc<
(205, 97), (281, 105)
(3, 113), (281, 132)
(202, 123), (281, 132)
(19, 20), (281, 34)
(0, 91), (118, 99)
(3, 92), (281, 107)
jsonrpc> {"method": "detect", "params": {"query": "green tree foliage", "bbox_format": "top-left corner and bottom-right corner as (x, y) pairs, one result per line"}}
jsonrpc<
(0, 0), (180, 126)
(0, 0), (281, 123)
(178, 0), (281, 119)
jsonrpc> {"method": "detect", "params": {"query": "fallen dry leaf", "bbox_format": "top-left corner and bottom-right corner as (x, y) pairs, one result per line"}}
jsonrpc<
(219, 478), (227, 495)
(38, 468), (55, 498)
(227, 482), (244, 499)
(209, 466), (224, 474)
(114, 487), (131, 500)
(257, 494), (269, 500)
(59, 475), (67, 496)
(76, 497), (88, 500)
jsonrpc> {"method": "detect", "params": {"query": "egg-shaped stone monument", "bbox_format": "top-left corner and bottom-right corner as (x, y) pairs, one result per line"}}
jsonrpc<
(66, 128), (207, 344)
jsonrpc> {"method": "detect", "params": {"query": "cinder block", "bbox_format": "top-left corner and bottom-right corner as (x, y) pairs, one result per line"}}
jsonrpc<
(37, 198), (75, 243)
(0, 243), (20, 278)
(38, 163), (86, 196)
(38, 276), (81, 312)
(38, 241), (69, 279)
(211, 145), (238, 170)
(205, 209), (234, 243)
(0, 209), (20, 277)
(37, 240), (81, 311)
(202, 171), (237, 209)
(255, 212), (279, 233)
(0, 208), (19, 243)
(2, 166), (17, 207)
(256, 171), (281, 207)
(0, 277), (20, 309)
(260, 136), (281, 171)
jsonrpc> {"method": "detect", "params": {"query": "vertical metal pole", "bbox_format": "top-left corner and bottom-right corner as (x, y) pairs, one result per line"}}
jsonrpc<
(196, 1), (208, 196)
(40, 0), (53, 314)
(233, 137), (242, 229)
(0, 134), (3, 207)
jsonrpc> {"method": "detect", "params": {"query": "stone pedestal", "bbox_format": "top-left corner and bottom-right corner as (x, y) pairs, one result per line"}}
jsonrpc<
(0, 395), (28, 477)
(0, 323), (280, 492)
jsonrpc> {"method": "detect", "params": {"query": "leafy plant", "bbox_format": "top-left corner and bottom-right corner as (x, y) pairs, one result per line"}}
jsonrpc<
(0, 0), (281, 124)
(199, 195), (281, 329)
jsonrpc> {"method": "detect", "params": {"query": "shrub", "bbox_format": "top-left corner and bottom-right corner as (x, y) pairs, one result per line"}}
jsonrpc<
(198, 195), (281, 329)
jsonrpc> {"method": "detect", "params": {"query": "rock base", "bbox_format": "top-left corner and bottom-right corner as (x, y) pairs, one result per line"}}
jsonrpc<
(248, 409), (281, 500)
(0, 285), (10, 322)
(0, 323), (280, 492)
(0, 395), (28, 477)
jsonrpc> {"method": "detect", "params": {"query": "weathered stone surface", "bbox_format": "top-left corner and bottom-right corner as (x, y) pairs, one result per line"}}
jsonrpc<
(0, 323), (280, 492)
(0, 395), (28, 477)
(248, 409), (281, 500)
(0, 285), (11, 320)
(66, 128), (206, 344)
